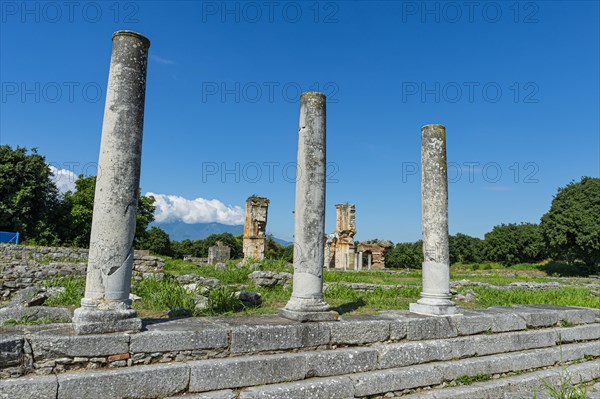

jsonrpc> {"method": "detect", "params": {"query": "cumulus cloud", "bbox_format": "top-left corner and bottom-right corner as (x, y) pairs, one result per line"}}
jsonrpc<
(49, 166), (78, 193)
(146, 192), (244, 225)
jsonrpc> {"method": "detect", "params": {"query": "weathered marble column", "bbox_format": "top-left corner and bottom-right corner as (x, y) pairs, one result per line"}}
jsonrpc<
(410, 124), (459, 316)
(280, 92), (338, 322)
(73, 31), (151, 334)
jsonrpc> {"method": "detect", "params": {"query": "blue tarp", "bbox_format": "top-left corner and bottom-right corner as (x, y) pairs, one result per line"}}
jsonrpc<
(0, 231), (19, 244)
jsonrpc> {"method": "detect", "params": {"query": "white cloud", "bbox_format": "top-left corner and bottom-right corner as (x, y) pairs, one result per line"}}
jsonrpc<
(49, 166), (77, 193)
(146, 192), (244, 225)
(150, 54), (175, 65)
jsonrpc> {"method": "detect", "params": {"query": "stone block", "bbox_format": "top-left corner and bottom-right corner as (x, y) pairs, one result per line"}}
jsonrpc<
(556, 323), (600, 343)
(239, 376), (354, 399)
(406, 315), (458, 340)
(329, 316), (390, 344)
(512, 305), (560, 328)
(377, 340), (452, 369)
(451, 311), (495, 335)
(189, 353), (307, 392)
(167, 391), (236, 399)
(485, 307), (527, 332)
(0, 375), (57, 399)
(230, 322), (329, 353)
(29, 333), (129, 359)
(130, 328), (228, 353)
(57, 363), (189, 399)
(305, 347), (378, 377)
(526, 305), (598, 325)
(0, 336), (23, 367)
(351, 364), (443, 397)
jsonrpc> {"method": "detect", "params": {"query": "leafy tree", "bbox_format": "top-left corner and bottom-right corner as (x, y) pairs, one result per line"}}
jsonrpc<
(0, 145), (64, 244)
(484, 223), (545, 266)
(540, 177), (600, 273)
(136, 226), (171, 256)
(265, 235), (293, 262)
(385, 240), (423, 269)
(63, 175), (155, 247)
(449, 233), (484, 264)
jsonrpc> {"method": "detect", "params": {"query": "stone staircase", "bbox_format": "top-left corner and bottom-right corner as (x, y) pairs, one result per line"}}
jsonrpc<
(1, 305), (599, 399)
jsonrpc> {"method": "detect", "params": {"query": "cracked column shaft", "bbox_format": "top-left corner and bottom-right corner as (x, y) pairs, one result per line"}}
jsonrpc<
(280, 92), (338, 322)
(410, 124), (459, 316)
(73, 31), (150, 334)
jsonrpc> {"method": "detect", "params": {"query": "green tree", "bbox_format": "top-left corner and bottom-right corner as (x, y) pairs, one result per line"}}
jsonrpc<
(484, 223), (545, 266)
(540, 177), (600, 273)
(449, 233), (484, 264)
(136, 226), (171, 256)
(63, 175), (156, 247)
(0, 145), (64, 244)
(385, 240), (423, 269)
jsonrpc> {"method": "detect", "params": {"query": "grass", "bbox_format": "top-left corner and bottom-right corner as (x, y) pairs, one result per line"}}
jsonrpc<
(24, 260), (600, 321)
(43, 276), (85, 306)
(454, 373), (491, 385)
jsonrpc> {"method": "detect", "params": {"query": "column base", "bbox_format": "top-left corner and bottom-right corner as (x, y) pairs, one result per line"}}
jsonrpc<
(73, 300), (141, 335)
(410, 302), (461, 316)
(280, 295), (339, 322)
(278, 308), (339, 322)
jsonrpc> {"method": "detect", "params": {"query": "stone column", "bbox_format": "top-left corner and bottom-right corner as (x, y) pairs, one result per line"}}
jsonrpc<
(73, 31), (151, 334)
(280, 92), (338, 322)
(357, 252), (363, 270)
(410, 124), (459, 316)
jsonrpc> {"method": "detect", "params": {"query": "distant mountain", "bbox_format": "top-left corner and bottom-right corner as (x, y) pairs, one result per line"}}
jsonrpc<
(153, 221), (291, 246)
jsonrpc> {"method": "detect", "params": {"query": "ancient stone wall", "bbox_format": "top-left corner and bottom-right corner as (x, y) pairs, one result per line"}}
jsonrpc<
(242, 196), (270, 261)
(0, 244), (164, 299)
(325, 204), (357, 270)
(207, 242), (230, 265)
(356, 240), (392, 270)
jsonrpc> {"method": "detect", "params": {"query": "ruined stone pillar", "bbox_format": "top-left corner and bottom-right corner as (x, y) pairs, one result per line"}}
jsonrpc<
(333, 204), (356, 270)
(73, 31), (150, 334)
(410, 124), (459, 316)
(357, 252), (363, 270)
(242, 196), (270, 261)
(280, 92), (338, 322)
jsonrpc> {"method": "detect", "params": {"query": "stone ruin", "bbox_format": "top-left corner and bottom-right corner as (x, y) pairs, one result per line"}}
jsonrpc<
(242, 196), (269, 261)
(356, 240), (393, 270)
(324, 205), (392, 270)
(324, 204), (357, 270)
(2, 31), (599, 399)
(207, 241), (230, 265)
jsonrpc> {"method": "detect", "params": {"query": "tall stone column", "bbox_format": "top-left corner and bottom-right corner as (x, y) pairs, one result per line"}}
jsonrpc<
(410, 124), (459, 316)
(280, 92), (338, 322)
(73, 31), (151, 334)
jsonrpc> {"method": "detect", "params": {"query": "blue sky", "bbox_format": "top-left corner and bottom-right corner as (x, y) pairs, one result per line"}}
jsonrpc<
(1, 1), (599, 243)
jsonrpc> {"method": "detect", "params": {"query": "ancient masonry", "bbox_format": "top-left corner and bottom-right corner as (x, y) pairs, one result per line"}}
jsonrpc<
(324, 204), (357, 270)
(242, 196), (270, 261)
(73, 31), (151, 335)
(410, 124), (458, 316)
(0, 244), (164, 299)
(324, 206), (392, 270)
(356, 240), (393, 270)
(279, 92), (338, 322)
(207, 241), (231, 265)
(1, 32), (600, 399)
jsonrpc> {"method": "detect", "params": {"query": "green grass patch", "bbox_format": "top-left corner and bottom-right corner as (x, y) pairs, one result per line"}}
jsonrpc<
(132, 276), (197, 314)
(455, 374), (491, 385)
(43, 277), (85, 306)
(471, 287), (600, 309)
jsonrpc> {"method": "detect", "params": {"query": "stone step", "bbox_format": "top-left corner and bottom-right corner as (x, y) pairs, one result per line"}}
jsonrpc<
(2, 339), (597, 399)
(401, 360), (600, 399)
(3, 305), (598, 379)
(237, 342), (599, 398)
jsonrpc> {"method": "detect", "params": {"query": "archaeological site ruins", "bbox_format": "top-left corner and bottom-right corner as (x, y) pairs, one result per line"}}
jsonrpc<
(1, 31), (599, 399)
